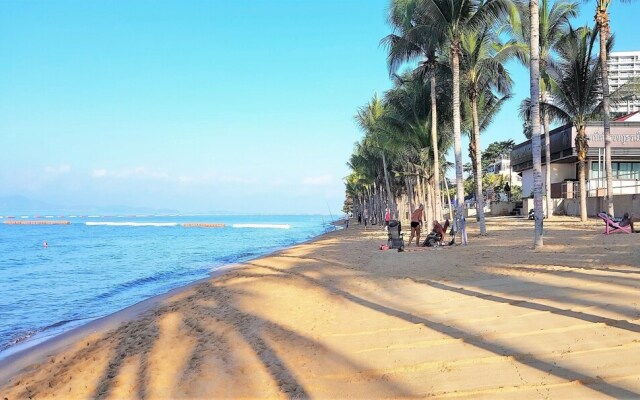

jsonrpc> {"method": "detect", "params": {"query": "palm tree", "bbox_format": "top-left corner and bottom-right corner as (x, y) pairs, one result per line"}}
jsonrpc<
(460, 26), (514, 235)
(418, 0), (512, 225)
(383, 0), (445, 221)
(541, 25), (604, 222)
(595, 0), (636, 217)
(529, 0), (544, 247)
(382, 72), (454, 223)
(354, 95), (397, 219)
(508, 0), (578, 218)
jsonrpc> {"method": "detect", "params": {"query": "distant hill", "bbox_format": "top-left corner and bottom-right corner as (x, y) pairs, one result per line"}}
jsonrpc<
(0, 196), (180, 216)
(0, 196), (56, 214)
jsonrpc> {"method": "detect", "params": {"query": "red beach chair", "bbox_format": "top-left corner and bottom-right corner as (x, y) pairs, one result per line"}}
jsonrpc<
(597, 212), (631, 235)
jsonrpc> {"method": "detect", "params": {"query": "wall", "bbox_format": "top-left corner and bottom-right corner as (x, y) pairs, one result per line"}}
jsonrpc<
(522, 197), (565, 216)
(489, 201), (518, 216)
(521, 163), (576, 199)
(562, 194), (640, 217)
(521, 169), (534, 198)
(551, 163), (575, 183)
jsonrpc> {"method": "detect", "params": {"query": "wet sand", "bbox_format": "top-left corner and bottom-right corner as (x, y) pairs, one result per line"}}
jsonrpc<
(1, 216), (639, 399)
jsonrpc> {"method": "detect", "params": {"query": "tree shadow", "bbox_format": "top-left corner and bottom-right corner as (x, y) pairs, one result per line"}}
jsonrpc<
(92, 315), (160, 399)
(52, 271), (414, 399)
(249, 259), (640, 398)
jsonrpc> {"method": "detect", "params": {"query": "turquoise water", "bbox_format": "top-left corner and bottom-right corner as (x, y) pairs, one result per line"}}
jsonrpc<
(0, 214), (334, 359)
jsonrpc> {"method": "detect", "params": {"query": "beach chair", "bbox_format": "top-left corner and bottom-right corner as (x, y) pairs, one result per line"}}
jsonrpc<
(387, 220), (405, 249)
(598, 212), (631, 235)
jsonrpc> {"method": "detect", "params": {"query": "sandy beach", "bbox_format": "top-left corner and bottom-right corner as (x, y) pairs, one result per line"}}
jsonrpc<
(1, 216), (639, 399)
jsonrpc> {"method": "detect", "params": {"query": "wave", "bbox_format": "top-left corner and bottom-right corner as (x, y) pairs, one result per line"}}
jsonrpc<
(90, 268), (205, 303)
(86, 222), (179, 227)
(231, 224), (290, 229)
(0, 317), (90, 352)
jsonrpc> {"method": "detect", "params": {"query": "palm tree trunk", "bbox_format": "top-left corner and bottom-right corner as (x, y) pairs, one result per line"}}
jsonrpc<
(367, 186), (374, 224)
(444, 177), (454, 221)
(426, 177), (433, 222)
(530, 0), (544, 247)
(430, 70), (442, 221)
(576, 125), (589, 221)
(542, 92), (553, 218)
(406, 177), (415, 215)
(451, 43), (465, 222)
(381, 151), (396, 218)
(597, 6), (614, 217)
(416, 173), (425, 209)
(579, 159), (588, 221)
(471, 98), (487, 235)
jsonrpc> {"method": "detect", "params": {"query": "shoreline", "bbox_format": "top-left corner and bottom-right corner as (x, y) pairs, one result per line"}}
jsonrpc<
(2, 217), (640, 398)
(0, 223), (341, 384)
(0, 264), (235, 385)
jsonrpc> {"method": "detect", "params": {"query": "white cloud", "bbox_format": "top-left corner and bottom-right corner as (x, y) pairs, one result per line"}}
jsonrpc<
(92, 169), (108, 178)
(91, 167), (169, 180)
(302, 174), (333, 186)
(44, 164), (71, 175)
(177, 172), (257, 185)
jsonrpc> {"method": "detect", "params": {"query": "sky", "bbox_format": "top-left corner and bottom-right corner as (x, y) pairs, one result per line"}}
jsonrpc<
(1, 1), (639, 214)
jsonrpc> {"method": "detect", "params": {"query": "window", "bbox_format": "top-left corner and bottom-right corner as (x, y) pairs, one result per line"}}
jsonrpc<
(589, 162), (640, 180)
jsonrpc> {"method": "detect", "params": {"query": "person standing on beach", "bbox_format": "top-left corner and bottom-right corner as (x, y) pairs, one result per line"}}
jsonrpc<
(384, 207), (391, 231)
(407, 204), (424, 246)
(344, 213), (350, 229)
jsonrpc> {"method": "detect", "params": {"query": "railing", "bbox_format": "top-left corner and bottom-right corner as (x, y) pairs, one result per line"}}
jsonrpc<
(559, 177), (640, 198)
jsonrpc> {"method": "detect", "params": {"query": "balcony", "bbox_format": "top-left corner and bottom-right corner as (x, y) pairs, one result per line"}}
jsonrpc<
(553, 179), (640, 198)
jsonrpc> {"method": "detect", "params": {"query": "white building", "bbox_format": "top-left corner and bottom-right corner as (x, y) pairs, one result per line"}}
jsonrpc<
(511, 113), (640, 200)
(608, 51), (640, 115)
(484, 157), (522, 187)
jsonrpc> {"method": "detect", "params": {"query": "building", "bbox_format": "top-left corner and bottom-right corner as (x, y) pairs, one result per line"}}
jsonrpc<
(484, 157), (522, 186)
(511, 113), (640, 200)
(608, 51), (640, 115)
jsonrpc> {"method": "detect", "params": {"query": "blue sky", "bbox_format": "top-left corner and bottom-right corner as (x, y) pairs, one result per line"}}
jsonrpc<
(1, 1), (639, 214)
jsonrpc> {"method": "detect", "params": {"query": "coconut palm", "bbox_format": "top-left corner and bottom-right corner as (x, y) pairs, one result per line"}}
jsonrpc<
(383, 0), (446, 221)
(382, 73), (454, 223)
(594, 0), (636, 217)
(459, 26), (514, 235)
(349, 140), (390, 225)
(355, 95), (397, 219)
(417, 0), (512, 224)
(528, 0), (544, 246)
(536, 25), (603, 222)
(508, 0), (578, 219)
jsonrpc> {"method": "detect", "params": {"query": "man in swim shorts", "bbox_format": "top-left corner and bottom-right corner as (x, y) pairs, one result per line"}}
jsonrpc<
(407, 204), (424, 246)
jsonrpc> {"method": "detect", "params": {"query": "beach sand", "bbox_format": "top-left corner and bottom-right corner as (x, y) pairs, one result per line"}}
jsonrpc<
(1, 216), (639, 399)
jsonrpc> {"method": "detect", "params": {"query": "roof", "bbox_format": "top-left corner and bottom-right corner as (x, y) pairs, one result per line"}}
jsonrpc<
(615, 111), (640, 122)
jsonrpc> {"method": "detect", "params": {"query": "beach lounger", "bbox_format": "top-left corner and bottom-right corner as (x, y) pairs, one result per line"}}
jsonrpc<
(387, 220), (405, 249)
(598, 212), (632, 235)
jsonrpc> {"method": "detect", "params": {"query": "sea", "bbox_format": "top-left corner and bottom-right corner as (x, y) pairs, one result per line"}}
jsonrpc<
(0, 214), (336, 360)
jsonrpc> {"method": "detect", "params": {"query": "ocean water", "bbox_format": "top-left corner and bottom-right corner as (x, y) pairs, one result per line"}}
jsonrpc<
(0, 214), (335, 359)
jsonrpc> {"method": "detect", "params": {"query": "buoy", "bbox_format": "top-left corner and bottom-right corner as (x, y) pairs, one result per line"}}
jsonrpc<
(4, 220), (70, 225)
(182, 223), (225, 228)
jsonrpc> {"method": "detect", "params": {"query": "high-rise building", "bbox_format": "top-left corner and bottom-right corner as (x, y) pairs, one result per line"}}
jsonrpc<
(608, 51), (640, 115)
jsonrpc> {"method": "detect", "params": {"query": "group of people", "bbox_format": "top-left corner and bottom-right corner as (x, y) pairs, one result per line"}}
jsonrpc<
(349, 204), (449, 246)
(352, 207), (393, 230)
(406, 204), (450, 247)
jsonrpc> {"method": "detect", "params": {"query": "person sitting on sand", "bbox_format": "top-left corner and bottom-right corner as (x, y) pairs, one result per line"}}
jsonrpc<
(619, 212), (639, 232)
(407, 204), (424, 246)
(432, 219), (450, 245)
